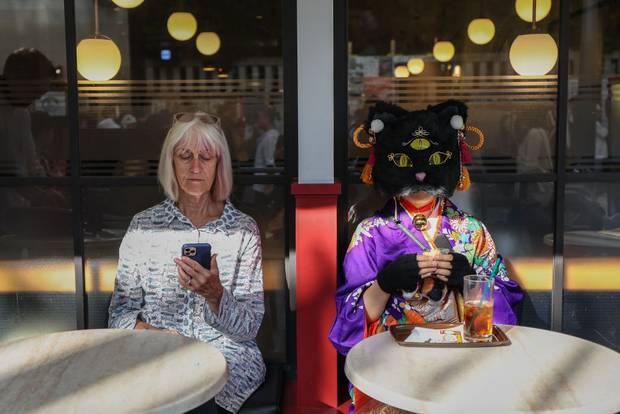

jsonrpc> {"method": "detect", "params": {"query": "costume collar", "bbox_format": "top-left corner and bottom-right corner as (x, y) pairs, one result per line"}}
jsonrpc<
(399, 197), (437, 216)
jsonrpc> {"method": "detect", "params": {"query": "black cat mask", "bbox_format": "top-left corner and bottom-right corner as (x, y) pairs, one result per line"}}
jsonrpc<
(353, 100), (484, 198)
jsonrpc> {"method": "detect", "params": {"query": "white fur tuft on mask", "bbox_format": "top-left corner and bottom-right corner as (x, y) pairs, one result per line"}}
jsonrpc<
(370, 119), (384, 133)
(450, 115), (464, 130)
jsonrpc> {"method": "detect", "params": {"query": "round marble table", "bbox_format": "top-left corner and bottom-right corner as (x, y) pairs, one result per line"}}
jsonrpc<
(345, 325), (620, 413)
(0, 329), (228, 414)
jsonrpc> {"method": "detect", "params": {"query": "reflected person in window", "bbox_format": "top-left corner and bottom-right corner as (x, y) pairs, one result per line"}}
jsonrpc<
(108, 112), (266, 413)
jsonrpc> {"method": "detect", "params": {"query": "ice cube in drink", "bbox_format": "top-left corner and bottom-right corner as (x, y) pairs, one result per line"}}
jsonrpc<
(464, 300), (493, 342)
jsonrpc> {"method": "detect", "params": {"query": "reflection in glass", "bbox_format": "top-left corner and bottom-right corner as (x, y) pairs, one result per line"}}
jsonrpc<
(0, 187), (75, 342)
(1, 49), (69, 177)
(75, 1), (284, 176)
(563, 183), (620, 351)
(347, 0), (559, 175)
(566, 1), (620, 172)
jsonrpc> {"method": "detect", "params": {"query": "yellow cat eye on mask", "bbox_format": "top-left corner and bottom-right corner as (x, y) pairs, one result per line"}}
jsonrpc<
(402, 126), (438, 151)
(428, 151), (452, 165)
(388, 152), (413, 168)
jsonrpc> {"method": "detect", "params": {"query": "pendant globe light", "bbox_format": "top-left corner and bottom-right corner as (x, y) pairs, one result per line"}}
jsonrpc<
(509, 0), (557, 75)
(515, 0), (551, 22)
(196, 32), (221, 55)
(433, 40), (455, 63)
(167, 12), (197, 41)
(111, 0), (144, 8)
(407, 58), (425, 75)
(394, 65), (409, 78)
(77, 0), (122, 81)
(509, 33), (557, 75)
(467, 18), (495, 45)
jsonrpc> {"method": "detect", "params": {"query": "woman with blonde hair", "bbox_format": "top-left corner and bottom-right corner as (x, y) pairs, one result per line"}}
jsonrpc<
(109, 112), (266, 413)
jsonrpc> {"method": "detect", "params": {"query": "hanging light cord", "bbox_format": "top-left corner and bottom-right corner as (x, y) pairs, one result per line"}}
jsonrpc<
(532, 0), (537, 30)
(95, 0), (100, 36)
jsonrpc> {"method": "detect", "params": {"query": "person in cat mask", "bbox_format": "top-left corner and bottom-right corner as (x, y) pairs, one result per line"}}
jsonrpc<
(329, 100), (523, 413)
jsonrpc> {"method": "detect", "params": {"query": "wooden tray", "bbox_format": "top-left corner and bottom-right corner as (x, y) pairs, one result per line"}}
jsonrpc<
(389, 323), (511, 347)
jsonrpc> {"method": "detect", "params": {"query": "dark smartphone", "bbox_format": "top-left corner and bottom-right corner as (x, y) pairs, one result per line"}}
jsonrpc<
(181, 242), (212, 269)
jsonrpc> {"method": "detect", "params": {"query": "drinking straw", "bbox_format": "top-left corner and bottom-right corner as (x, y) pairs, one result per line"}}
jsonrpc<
(479, 255), (502, 306)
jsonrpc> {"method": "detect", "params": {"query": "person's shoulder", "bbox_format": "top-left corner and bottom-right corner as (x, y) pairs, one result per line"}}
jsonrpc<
(223, 201), (260, 235)
(444, 198), (486, 230)
(267, 129), (279, 140)
(129, 200), (171, 229)
(348, 211), (391, 250)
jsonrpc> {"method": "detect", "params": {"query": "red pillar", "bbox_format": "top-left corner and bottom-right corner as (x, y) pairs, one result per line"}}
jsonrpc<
(291, 182), (341, 409)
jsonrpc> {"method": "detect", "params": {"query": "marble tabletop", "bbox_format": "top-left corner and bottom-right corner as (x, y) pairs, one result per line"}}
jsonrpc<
(345, 325), (620, 414)
(0, 329), (228, 414)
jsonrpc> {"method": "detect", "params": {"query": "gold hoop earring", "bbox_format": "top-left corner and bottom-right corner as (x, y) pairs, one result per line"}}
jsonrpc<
(464, 125), (484, 150)
(353, 125), (375, 149)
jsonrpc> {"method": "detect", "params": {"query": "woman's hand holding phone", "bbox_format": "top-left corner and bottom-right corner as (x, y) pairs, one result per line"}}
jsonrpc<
(175, 254), (224, 313)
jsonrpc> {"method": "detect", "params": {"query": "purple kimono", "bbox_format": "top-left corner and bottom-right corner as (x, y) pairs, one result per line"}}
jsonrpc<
(329, 197), (523, 356)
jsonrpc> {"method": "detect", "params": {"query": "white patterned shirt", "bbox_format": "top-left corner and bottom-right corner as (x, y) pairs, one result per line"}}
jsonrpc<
(108, 199), (266, 412)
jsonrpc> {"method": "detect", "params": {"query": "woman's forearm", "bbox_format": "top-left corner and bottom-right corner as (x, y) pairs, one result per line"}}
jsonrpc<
(363, 282), (391, 322)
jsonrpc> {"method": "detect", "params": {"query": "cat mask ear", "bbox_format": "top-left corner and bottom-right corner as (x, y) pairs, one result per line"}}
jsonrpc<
(366, 101), (407, 135)
(354, 101), (408, 185)
(428, 99), (468, 130)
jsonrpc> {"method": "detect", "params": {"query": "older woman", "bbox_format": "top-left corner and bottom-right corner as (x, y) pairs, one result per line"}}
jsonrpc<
(108, 112), (266, 413)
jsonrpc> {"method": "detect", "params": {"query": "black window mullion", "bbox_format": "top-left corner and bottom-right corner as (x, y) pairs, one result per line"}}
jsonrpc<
(64, 0), (86, 330)
(551, 0), (571, 332)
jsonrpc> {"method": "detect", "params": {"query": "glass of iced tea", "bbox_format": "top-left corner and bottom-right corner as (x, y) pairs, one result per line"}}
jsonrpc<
(463, 274), (494, 342)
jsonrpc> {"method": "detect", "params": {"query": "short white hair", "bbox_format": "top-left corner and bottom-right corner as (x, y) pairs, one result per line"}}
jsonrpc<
(158, 116), (233, 202)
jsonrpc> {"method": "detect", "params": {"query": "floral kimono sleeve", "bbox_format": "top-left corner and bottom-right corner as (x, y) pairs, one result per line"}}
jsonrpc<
(472, 220), (524, 325)
(328, 219), (381, 355)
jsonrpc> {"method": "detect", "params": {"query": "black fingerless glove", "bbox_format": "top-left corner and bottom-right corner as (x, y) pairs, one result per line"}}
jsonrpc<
(376, 254), (421, 294)
(446, 253), (475, 290)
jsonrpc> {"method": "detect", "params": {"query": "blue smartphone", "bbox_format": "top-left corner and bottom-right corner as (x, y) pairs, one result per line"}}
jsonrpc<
(181, 243), (212, 269)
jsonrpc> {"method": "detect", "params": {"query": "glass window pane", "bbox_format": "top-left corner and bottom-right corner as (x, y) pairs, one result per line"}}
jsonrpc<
(567, 1), (620, 172)
(347, 181), (554, 329)
(75, 1), (284, 177)
(84, 184), (287, 362)
(0, 1), (70, 177)
(348, 1), (559, 176)
(563, 182), (620, 351)
(0, 186), (75, 342)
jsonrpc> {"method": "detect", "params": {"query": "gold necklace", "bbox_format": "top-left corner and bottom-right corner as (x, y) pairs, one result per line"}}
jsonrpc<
(421, 198), (444, 249)
(398, 197), (437, 231)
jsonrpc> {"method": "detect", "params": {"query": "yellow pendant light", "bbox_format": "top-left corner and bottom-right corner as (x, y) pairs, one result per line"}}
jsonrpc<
(76, 0), (122, 81)
(467, 18), (495, 45)
(394, 65), (410, 78)
(77, 37), (121, 81)
(407, 58), (425, 75)
(515, 0), (551, 22)
(509, 33), (557, 75)
(433, 41), (455, 62)
(196, 32), (221, 55)
(167, 12), (197, 41)
(111, 0), (144, 8)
